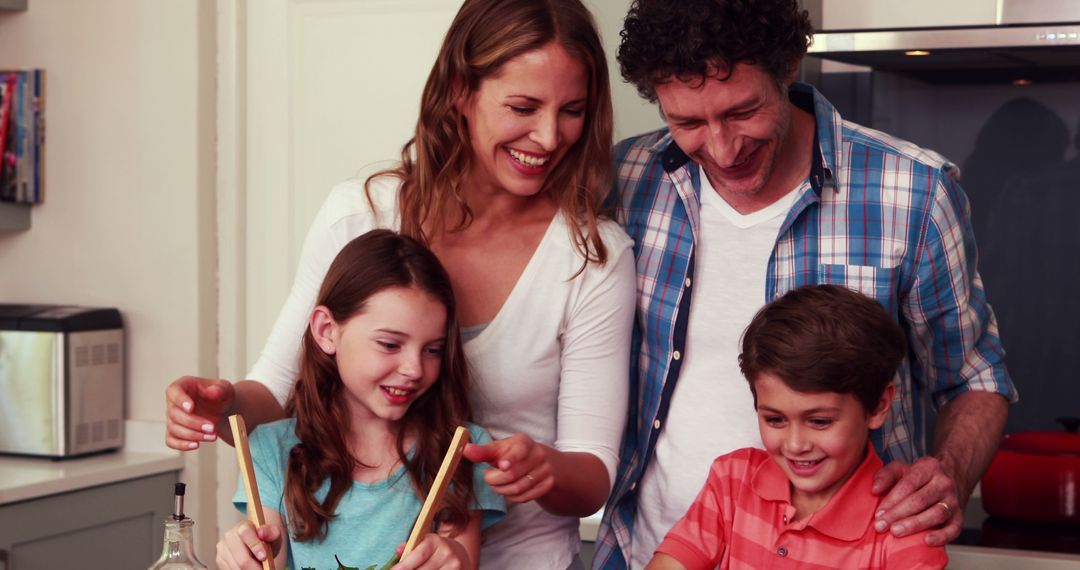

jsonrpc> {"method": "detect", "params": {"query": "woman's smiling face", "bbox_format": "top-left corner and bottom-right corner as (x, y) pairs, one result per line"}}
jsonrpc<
(458, 41), (588, 199)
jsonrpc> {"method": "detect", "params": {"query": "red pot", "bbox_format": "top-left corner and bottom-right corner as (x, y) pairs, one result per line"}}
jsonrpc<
(981, 427), (1080, 525)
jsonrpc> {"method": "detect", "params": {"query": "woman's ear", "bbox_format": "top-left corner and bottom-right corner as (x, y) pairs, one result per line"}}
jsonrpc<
(866, 382), (896, 430)
(310, 305), (338, 355)
(453, 79), (470, 116)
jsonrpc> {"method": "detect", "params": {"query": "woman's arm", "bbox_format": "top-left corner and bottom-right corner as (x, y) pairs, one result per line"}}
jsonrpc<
(166, 377), (286, 448)
(165, 181), (387, 450)
(462, 234), (636, 516)
(463, 437), (610, 517)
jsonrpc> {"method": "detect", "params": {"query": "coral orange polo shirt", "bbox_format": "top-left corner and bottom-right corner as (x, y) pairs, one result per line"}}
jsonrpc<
(655, 445), (947, 569)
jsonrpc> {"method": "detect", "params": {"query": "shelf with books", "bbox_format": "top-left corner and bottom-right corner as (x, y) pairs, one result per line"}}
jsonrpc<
(0, 201), (29, 231)
(1, 69), (44, 229)
(0, 0), (27, 12)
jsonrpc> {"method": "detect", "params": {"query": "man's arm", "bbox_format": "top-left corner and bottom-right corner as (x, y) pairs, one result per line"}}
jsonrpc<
(933, 391), (1009, 508)
(873, 392), (1007, 545)
(873, 169), (1014, 546)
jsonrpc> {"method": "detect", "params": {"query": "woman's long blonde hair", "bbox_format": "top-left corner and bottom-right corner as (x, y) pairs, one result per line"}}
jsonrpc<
(369, 0), (614, 265)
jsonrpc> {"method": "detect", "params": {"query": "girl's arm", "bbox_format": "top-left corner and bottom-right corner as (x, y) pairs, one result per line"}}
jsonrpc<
(216, 507), (289, 570)
(392, 511), (483, 570)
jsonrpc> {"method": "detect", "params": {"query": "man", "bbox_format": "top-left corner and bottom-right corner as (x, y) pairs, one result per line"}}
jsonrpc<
(593, 1), (1016, 568)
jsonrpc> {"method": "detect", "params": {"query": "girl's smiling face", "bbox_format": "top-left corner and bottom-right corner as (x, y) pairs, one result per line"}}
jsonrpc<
(754, 372), (893, 517)
(315, 285), (447, 423)
(458, 41), (588, 199)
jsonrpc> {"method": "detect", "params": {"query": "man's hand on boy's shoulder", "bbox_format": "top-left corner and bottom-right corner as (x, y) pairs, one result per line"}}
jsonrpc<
(869, 456), (962, 546)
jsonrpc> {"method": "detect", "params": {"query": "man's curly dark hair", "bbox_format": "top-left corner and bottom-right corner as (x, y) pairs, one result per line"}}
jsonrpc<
(618, 0), (813, 102)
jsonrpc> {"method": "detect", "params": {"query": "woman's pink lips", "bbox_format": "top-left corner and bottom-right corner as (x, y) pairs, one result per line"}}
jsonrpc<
(504, 148), (551, 175)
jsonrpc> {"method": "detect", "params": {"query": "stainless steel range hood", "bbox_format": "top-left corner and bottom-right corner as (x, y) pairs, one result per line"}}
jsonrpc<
(806, 0), (1080, 74)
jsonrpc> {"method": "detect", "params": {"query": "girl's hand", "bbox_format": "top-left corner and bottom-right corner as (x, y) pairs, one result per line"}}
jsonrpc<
(215, 519), (283, 570)
(462, 433), (554, 503)
(391, 533), (472, 570)
(165, 375), (235, 450)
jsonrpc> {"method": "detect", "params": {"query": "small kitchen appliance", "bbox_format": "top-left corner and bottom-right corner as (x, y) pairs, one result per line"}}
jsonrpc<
(0, 304), (124, 458)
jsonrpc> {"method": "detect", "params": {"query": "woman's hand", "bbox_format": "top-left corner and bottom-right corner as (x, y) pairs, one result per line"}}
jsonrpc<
(215, 519), (284, 570)
(165, 375), (235, 450)
(462, 433), (554, 503)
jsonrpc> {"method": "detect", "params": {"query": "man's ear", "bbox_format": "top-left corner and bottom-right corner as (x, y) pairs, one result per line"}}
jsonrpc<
(783, 56), (804, 86)
(310, 305), (338, 355)
(867, 382), (896, 430)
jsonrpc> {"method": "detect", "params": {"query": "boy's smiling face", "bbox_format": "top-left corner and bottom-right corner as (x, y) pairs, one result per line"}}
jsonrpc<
(754, 372), (893, 517)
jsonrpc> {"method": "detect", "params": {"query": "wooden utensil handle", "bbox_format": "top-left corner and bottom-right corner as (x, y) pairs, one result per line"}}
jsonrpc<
(401, 426), (471, 558)
(229, 414), (276, 570)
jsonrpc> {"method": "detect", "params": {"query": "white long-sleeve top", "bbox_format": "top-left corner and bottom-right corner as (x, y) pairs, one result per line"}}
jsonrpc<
(248, 172), (635, 570)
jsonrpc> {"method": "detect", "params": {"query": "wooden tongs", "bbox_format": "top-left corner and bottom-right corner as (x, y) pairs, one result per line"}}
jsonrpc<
(230, 414), (277, 570)
(401, 425), (471, 558)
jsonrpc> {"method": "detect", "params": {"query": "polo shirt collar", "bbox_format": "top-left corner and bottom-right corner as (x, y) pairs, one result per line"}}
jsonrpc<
(750, 443), (884, 542)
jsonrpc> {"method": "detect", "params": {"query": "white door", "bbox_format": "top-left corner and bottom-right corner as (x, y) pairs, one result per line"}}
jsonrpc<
(214, 0), (467, 532)
(212, 0), (661, 538)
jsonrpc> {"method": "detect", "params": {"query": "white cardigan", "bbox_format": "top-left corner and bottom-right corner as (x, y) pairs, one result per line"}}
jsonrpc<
(248, 172), (635, 570)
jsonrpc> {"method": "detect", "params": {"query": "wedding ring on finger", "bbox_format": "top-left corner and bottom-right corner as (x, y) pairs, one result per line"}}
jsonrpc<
(935, 501), (952, 518)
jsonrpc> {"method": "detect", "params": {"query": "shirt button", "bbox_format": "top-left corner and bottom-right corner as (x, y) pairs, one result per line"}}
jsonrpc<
(672, 350), (682, 361)
(653, 419), (661, 430)
(777, 546), (788, 557)
(684, 277), (692, 288)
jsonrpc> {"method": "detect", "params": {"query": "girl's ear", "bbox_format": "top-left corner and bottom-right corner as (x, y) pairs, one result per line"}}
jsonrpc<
(866, 382), (896, 430)
(310, 305), (338, 355)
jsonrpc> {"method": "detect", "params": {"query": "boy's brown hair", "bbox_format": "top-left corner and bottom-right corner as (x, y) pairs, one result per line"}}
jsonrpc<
(739, 284), (906, 413)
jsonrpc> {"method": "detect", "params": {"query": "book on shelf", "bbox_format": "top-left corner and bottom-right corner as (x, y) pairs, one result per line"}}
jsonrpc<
(0, 69), (44, 205)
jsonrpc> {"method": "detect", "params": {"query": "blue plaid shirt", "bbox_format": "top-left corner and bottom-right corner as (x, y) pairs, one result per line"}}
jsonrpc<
(592, 83), (1017, 569)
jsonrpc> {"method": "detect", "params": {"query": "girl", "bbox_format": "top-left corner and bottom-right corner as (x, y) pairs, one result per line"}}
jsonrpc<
(215, 230), (505, 570)
(170, 1), (636, 568)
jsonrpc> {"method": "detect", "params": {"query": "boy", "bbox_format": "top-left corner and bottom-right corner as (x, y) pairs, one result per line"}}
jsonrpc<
(646, 285), (948, 569)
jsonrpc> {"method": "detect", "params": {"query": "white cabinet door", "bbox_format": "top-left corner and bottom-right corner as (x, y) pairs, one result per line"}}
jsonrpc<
(214, 0), (465, 532)
(223, 0), (465, 370)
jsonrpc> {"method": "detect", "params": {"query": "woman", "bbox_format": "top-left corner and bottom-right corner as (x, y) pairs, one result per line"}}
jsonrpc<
(165, 1), (634, 568)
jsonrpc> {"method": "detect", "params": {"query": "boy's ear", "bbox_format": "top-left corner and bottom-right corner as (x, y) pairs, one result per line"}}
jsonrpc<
(866, 383), (896, 430)
(309, 305), (338, 355)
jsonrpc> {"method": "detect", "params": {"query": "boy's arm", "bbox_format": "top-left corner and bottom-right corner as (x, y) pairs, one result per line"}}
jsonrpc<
(883, 531), (949, 570)
(650, 456), (735, 570)
(645, 553), (688, 570)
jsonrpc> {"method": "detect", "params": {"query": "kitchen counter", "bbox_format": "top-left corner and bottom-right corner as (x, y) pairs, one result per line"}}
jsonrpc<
(0, 419), (183, 506)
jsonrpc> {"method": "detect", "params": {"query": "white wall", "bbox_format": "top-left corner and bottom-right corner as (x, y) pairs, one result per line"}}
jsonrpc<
(0, 0), (218, 560)
(585, 0), (666, 141)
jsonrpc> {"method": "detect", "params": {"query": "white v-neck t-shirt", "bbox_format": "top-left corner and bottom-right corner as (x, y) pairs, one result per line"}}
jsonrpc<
(630, 168), (801, 569)
(248, 171), (636, 570)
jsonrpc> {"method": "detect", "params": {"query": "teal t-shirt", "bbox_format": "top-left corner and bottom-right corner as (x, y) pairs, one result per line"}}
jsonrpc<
(233, 419), (506, 570)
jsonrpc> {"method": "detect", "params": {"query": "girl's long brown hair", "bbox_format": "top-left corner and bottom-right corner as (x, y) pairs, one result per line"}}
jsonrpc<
(368, 0), (615, 268)
(284, 229), (473, 541)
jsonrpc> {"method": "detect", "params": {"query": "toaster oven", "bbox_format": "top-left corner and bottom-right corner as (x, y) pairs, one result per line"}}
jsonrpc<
(0, 304), (125, 458)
